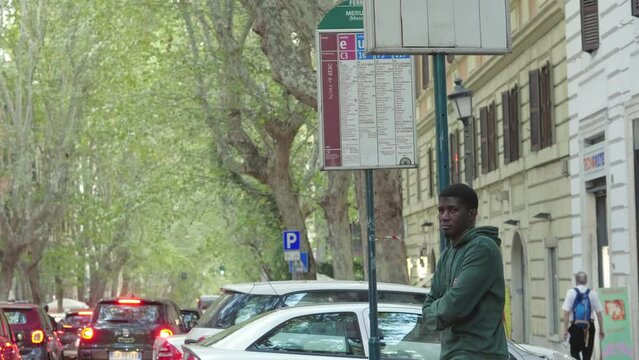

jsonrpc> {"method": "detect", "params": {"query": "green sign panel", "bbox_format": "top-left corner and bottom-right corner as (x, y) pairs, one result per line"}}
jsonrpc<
(599, 287), (635, 360)
(318, 0), (363, 30)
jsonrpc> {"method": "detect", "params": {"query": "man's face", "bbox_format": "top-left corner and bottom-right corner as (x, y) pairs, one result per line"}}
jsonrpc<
(438, 196), (477, 238)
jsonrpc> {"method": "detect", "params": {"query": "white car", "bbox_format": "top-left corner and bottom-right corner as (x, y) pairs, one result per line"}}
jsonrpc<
(153, 280), (428, 360)
(182, 303), (553, 360)
(518, 344), (575, 360)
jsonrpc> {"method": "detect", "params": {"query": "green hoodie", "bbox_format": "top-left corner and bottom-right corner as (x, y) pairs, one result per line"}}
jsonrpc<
(422, 226), (508, 360)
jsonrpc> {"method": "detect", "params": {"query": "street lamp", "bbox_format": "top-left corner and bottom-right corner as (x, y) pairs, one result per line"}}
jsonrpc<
(448, 78), (473, 120)
(447, 78), (475, 184)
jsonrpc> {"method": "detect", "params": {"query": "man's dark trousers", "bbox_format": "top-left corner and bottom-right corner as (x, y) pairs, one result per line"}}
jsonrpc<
(569, 321), (595, 360)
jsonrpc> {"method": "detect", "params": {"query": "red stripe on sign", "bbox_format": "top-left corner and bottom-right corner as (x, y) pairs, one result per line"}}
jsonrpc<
(321, 33), (341, 167)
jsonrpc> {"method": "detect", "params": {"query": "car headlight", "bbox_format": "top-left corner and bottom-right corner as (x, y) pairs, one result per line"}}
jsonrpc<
(553, 352), (574, 360)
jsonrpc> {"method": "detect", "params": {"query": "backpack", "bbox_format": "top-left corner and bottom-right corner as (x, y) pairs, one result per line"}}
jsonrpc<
(572, 288), (592, 329)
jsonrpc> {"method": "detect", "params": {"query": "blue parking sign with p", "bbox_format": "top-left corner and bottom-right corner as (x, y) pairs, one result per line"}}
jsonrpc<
(283, 230), (301, 251)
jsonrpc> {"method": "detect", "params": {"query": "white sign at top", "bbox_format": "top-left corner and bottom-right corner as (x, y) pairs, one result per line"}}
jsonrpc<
(364, 0), (512, 55)
(317, 31), (417, 170)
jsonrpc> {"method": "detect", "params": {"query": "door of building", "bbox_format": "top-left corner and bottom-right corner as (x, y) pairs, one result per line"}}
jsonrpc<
(511, 232), (527, 343)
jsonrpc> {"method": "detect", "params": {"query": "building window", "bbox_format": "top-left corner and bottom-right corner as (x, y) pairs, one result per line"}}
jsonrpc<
(580, 0), (600, 52)
(421, 56), (429, 89)
(502, 85), (520, 164)
(548, 246), (560, 335)
(529, 62), (553, 151)
(428, 147), (434, 197)
(633, 0), (639, 17)
(449, 130), (461, 183)
(480, 102), (498, 173)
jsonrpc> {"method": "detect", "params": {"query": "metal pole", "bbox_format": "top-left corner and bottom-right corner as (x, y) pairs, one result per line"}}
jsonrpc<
(365, 169), (380, 360)
(433, 54), (450, 253)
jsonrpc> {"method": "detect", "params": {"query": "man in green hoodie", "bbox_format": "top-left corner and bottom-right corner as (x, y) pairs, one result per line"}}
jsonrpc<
(422, 183), (508, 359)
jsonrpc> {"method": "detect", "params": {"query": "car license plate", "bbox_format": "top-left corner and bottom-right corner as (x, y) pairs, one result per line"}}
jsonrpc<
(109, 351), (141, 360)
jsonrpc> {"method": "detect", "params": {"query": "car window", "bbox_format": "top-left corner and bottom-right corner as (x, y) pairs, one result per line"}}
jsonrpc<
(378, 292), (426, 305)
(377, 312), (441, 360)
(198, 312), (272, 347)
(196, 292), (280, 329)
(61, 315), (92, 328)
(4, 311), (29, 325)
(250, 312), (364, 357)
(96, 304), (160, 325)
(283, 291), (362, 306)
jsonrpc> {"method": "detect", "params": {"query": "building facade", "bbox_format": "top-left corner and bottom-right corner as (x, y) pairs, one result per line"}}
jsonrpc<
(566, 0), (639, 356)
(404, 0), (573, 350)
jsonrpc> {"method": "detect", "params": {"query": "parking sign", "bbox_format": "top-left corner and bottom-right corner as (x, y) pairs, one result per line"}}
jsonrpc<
(283, 230), (301, 251)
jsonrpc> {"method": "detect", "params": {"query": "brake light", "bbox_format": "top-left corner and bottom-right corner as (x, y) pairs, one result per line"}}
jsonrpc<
(78, 311), (93, 316)
(117, 299), (141, 305)
(157, 340), (182, 360)
(158, 328), (173, 338)
(63, 325), (73, 329)
(31, 330), (44, 344)
(196, 336), (206, 342)
(81, 327), (94, 340)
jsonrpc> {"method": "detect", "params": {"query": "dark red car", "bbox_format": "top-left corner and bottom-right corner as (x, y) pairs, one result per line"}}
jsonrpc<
(0, 303), (62, 360)
(57, 311), (93, 360)
(0, 308), (21, 360)
(78, 298), (185, 360)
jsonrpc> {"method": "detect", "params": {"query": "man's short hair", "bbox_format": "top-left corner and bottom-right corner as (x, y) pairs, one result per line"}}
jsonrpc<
(575, 271), (588, 285)
(439, 183), (479, 210)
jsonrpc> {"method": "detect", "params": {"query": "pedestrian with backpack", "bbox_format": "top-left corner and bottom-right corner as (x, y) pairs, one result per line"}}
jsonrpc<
(561, 271), (604, 359)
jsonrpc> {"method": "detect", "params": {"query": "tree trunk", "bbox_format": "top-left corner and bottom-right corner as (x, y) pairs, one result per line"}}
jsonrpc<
(76, 274), (86, 304)
(119, 273), (131, 296)
(89, 271), (108, 307)
(356, 170), (409, 284)
(321, 172), (355, 280)
(55, 275), (64, 313)
(25, 263), (44, 304)
(267, 172), (316, 280)
(0, 250), (18, 300)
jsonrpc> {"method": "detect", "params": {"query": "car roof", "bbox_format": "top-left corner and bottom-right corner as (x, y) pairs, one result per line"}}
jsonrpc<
(273, 302), (421, 315)
(221, 280), (429, 295)
(97, 298), (171, 305)
(0, 303), (40, 310)
(199, 295), (219, 299)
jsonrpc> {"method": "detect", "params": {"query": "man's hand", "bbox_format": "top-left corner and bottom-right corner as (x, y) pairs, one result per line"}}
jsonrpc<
(599, 330), (605, 339)
(562, 329), (569, 341)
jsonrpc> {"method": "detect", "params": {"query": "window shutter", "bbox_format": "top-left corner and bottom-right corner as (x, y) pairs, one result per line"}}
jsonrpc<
(502, 90), (511, 164)
(540, 62), (553, 148)
(480, 107), (489, 174)
(581, 0), (600, 53)
(529, 69), (541, 151)
(471, 117), (478, 179)
(421, 56), (429, 89)
(510, 86), (520, 161)
(488, 102), (497, 170)
(633, 0), (639, 17)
